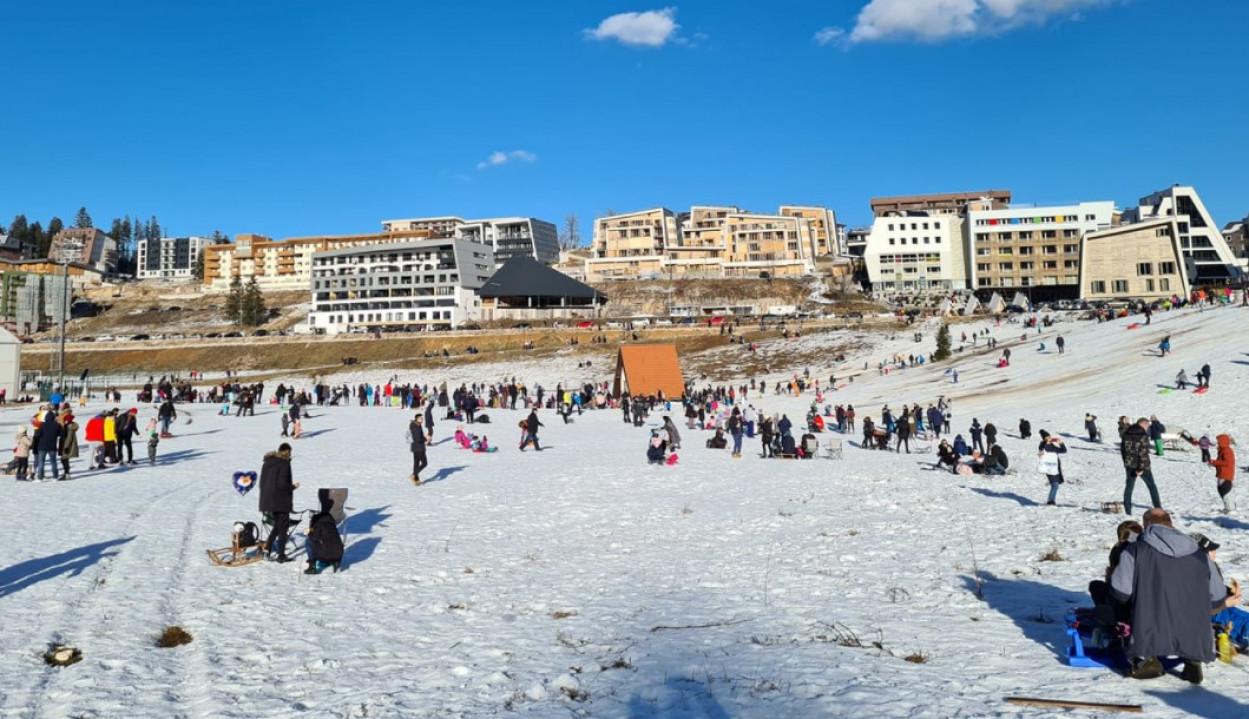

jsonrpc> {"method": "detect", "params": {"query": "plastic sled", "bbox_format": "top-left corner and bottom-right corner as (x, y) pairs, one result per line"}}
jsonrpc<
(665, 454), (679, 466)
(473, 447), (499, 453)
(1157, 388), (1172, 395)
(1126, 323), (1141, 330)
(1066, 608), (1126, 669)
(1194, 387), (1208, 395)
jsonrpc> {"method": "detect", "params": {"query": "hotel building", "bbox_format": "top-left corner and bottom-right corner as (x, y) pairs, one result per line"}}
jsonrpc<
(380, 216), (559, 265)
(1123, 186), (1243, 282)
(863, 212), (968, 293)
(306, 238), (495, 335)
(1079, 219), (1188, 301)
(966, 201), (1115, 298)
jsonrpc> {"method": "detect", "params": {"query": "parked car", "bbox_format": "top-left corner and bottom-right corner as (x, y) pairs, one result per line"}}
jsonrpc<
(223, 331), (242, 338)
(79, 336), (96, 342)
(131, 333), (150, 341)
(205, 332), (221, 338)
(512, 322), (531, 329)
(252, 329), (269, 337)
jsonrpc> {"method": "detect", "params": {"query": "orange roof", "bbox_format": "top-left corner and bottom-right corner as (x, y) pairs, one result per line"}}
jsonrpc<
(615, 344), (684, 399)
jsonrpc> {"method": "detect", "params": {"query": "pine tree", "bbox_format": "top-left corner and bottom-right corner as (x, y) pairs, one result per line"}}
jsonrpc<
(933, 323), (952, 361)
(241, 277), (265, 326)
(46, 216), (63, 239)
(31, 221), (49, 259)
(192, 250), (205, 280)
(225, 276), (243, 323)
(74, 207), (92, 229)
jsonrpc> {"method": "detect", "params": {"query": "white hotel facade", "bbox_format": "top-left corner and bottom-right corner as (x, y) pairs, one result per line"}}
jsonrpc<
(862, 212), (968, 293)
(306, 238), (495, 335)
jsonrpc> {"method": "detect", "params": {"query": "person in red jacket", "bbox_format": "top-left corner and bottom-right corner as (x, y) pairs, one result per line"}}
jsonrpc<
(1210, 434), (1236, 513)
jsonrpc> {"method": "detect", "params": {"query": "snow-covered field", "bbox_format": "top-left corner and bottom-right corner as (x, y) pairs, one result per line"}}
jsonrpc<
(3, 304), (1249, 718)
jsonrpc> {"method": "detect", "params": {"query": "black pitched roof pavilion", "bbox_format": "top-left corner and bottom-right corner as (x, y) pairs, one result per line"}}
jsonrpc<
(477, 255), (605, 303)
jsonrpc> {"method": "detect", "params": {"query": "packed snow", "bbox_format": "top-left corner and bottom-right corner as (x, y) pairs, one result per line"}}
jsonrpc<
(3, 304), (1249, 718)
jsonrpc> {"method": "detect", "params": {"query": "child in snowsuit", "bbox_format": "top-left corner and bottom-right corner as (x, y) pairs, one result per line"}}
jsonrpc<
(146, 417), (160, 465)
(13, 426), (31, 480)
(1210, 434), (1236, 513)
(1199, 434), (1213, 464)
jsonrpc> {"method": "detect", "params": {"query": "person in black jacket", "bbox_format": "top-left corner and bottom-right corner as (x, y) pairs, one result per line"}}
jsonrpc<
(520, 409), (543, 451)
(32, 405), (62, 481)
(157, 399), (177, 437)
(117, 408), (137, 465)
(407, 414), (427, 485)
(1122, 418), (1161, 515)
(259, 443), (298, 561)
(1019, 418), (1032, 440)
(984, 422), (998, 448)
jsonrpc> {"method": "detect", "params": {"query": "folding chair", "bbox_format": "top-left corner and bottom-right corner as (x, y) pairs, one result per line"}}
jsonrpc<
(825, 439), (844, 460)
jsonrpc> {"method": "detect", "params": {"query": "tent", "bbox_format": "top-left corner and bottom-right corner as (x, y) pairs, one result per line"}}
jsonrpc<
(986, 293), (1006, 314)
(1011, 291), (1031, 311)
(614, 344), (684, 399)
(0, 326), (20, 398)
(963, 295), (981, 315)
(937, 298), (953, 315)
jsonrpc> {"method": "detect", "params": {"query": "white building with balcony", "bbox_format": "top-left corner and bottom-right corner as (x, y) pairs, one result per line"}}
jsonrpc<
(306, 238), (495, 335)
(863, 212), (968, 293)
(137, 236), (205, 279)
(379, 216), (559, 266)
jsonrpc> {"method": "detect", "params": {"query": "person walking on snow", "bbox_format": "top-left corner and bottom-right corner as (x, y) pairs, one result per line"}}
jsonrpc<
(1122, 417), (1162, 515)
(1056, 335), (1065, 354)
(1198, 363), (1212, 389)
(969, 419), (984, 454)
(1037, 430), (1067, 505)
(1176, 369), (1190, 390)
(1209, 433), (1236, 513)
(407, 414), (428, 486)
(1085, 413), (1101, 442)
(520, 409), (543, 451)
(1158, 335), (1171, 357)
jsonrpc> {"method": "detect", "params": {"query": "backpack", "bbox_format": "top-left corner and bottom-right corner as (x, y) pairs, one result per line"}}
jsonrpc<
(237, 521), (260, 548)
(307, 513), (344, 563)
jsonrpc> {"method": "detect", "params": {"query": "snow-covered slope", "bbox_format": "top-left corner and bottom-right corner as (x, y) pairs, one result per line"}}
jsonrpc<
(2, 304), (1248, 718)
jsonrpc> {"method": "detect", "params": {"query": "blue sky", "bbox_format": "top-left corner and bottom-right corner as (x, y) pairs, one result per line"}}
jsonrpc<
(2, 0), (1247, 240)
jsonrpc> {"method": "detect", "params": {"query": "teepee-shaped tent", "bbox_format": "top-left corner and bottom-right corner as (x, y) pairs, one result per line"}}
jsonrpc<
(986, 292), (1006, 314)
(937, 298), (953, 315)
(963, 295), (981, 315)
(1011, 291), (1031, 311)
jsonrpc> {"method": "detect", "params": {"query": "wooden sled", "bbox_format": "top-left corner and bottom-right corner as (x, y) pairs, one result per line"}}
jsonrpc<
(206, 534), (266, 568)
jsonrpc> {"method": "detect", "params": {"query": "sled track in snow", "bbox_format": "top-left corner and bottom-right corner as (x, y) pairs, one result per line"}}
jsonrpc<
(18, 479), (218, 719)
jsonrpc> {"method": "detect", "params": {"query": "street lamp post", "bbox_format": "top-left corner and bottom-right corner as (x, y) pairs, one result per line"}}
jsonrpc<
(57, 261), (68, 392)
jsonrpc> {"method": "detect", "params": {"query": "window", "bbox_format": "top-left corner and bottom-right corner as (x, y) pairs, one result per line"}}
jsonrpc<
(1160, 278), (1171, 291)
(1145, 279), (1155, 292)
(1063, 244), (1079, 253)
(1137, 262), (1153, 276)
(1043, 261), (1058, 269)
(889, 238), (895, 245)
(1159, 261), (1176, 275)
(998, 262), (1014, 271)
(1113, 279), (1129, 293)
(1020, 261), (1034, 270)
(1018, 247), (1033, 255)
(977, 263), (990, 272)
(1020, 277), (1032, 287)
(1091, 280), (1106, 294)
(1019, 231), (1033, 240)
(1042, 230), (1057, 239)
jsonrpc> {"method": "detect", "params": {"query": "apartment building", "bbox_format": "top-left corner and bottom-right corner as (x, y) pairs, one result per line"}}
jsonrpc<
(966, 201), (1114, 298)
(870, 190), (1010, 218)
(585, 204), (836, 281)
(723, 212), (815, 278)
(779, 206), (840, 257)
(1123, 185), (1243, 282)
(1079, 219), (1188, 301)
(48, 228), (117, 274)
(586, 208), (681, 280)
(202, 230), (431, 291)
(137, 236), (205, 280)
(306, 238), (495, 335)
(380, 216), (559, 265)
(1224, 216), (1248, 260)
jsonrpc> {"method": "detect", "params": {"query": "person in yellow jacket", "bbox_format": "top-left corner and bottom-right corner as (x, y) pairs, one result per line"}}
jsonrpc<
(103, 409), (118, 465)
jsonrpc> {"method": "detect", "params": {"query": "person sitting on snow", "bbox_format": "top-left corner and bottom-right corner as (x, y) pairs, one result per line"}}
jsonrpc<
(983, 444), (1009, 476)
(936, 440), (958, 473)
(647, 431), (667, 465)
(705, 428), (727, 450)
(952, 434), (969, 457)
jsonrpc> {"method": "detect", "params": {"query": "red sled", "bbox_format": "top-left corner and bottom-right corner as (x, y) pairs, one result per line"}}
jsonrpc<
(1126, 323), (1141, 330)
(665, 454), (679, 466)
(1194, 387), (1208, 395)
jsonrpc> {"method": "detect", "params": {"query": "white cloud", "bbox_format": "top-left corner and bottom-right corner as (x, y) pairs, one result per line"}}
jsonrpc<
(477, 150), (537, 171)
(586, 8), (680, 47)
(813, 26), (846, 46)
(845, 0), (1112, 43)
